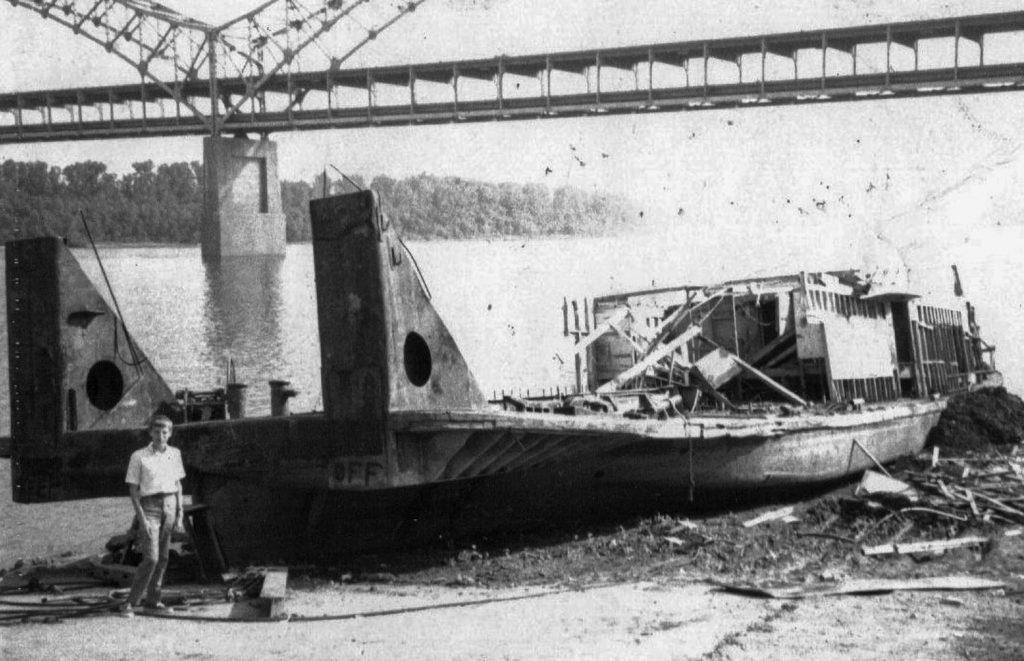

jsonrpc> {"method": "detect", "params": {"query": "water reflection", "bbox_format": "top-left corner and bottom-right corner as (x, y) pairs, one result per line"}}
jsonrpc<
(201, 255), (287, 405)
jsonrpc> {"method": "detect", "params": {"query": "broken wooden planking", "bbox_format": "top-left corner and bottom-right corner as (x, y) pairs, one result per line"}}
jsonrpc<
(742, 505), (796, 528)
(688, 366), (739, 411)
(861, 535), (990, 556)
(714, 576), (1005, 599)
(694, 336), (808, 407)
(596, 325), (700, 393)
(251, 567), (289, 618)
(566, 308), (630, 357)
(643, 285), (731, 354)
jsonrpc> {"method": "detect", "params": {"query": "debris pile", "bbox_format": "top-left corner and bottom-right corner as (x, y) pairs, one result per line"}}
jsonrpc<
(902, 447), (1024, 526)
(929, 387), (1024, 453)
(4, 388), (1023, 607)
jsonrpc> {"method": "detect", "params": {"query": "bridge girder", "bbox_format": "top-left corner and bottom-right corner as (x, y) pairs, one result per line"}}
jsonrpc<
(4, 8), (1024, 143)
(7, 0), (428, 134)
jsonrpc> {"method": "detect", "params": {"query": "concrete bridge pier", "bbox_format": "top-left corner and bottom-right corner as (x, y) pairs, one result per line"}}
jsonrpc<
(201, 136), (286, 260)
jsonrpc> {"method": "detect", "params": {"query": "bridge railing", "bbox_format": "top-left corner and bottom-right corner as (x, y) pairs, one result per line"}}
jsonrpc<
(2, 10), (1023, 141)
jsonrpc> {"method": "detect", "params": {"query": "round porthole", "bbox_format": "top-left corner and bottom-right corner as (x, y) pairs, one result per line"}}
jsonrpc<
(86, 360), (124, 411)
(403, 332), (432, 387)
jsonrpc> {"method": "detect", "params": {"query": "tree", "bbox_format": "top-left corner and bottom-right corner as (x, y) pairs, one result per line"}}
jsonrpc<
(0, 159), (636, 244)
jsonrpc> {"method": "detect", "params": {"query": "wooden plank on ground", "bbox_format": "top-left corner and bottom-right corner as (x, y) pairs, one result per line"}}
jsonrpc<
(714, 576), (1004, 599)
(260, 568), (288, 600)
(743, 505), (796, 528)
(258, 567), (289, 618)
(861, 536), (990, 556)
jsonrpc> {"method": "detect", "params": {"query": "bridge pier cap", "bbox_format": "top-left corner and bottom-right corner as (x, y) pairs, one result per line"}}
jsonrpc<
(202, 136), (286, 260)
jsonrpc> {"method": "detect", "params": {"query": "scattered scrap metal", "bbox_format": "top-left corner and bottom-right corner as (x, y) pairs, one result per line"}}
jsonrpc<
(0, 557), (287, 624)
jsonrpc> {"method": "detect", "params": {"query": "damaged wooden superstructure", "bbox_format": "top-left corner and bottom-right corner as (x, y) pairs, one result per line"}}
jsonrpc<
(4, 190), (1000, 563)
(571, 269), (998, 408)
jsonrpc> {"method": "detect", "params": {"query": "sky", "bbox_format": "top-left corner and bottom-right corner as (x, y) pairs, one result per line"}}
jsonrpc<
(2, 2), (1022, 214)
(2, 0), (1024, 386)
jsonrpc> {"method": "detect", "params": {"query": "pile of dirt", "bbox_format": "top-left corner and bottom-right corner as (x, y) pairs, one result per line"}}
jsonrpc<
(296, 485), (1015, 592)
(929, 387), (1024, 452)
(304, 440), (1024, 591)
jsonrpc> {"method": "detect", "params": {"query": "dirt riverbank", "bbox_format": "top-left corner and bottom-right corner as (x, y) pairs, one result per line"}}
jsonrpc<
(3, 390), (1024, 659)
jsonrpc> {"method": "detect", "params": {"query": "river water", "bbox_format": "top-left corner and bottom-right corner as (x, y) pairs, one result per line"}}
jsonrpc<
(1, 227), (1021, 437)
(0, 236), (723, 435)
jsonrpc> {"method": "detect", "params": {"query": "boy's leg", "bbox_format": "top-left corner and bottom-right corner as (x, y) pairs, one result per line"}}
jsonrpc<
(144, 496), (177, 606)
(126, 506), (161, 606)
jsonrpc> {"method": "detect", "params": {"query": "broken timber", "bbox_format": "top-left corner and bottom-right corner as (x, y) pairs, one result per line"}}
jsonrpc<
(255, 567), (289, 619)
(597, 325), (700, 393)
(861, 536), (990, 556)
(695, 337), (808, 407)
(566, 307), (631, 358)
(742, 505), (797, 528)
(715, 576), (1005, 599)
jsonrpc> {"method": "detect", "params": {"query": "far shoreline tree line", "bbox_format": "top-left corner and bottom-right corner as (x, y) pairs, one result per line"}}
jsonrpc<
(0, 159), (636, 244)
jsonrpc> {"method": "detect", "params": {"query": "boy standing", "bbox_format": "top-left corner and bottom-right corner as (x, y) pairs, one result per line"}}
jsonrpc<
(122, 414), (185, 617)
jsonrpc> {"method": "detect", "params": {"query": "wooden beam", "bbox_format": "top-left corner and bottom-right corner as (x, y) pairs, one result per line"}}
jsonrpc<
(610, 319), (650, 355)
(566, 307), (630, 357)
(730, 352), (809, 407)
(696, 336), (808, 407)
(689, 366), (739, 411)
(764, 344), (798, 368)
(747, 329), (796, 366)
(258, 567), (289, 618)
(643, 285), (730, 356)
(597, 325), (700, 393)
(862, 536), (990, 557)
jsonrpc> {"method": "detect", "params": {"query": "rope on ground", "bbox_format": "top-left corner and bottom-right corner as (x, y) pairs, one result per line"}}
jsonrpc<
(138, 587), (573, 623)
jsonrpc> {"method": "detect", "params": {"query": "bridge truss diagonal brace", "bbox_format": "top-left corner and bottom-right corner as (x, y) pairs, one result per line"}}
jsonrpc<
(214, 0), (430, 132)
(9, 0), (433, 136)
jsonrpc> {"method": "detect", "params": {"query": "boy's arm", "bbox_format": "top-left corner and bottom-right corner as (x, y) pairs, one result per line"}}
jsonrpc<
(129, 483), (145, 523)
(126, 452), (145, 523)
(174, 450), (185, 526)
(174, 480), (184, 526)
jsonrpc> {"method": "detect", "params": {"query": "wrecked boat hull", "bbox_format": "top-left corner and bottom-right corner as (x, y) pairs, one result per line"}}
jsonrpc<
(384, 400), (944, 490)
(192, 401), (942, 563)
(593, 402), (942, 490)
(4, 190), (992, 564)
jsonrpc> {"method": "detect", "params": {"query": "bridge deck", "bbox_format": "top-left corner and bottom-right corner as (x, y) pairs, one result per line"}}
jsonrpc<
(2, 10), (1023, 141)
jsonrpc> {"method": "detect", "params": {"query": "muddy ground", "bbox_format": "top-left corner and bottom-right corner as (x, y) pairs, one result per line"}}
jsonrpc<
(3, 389), (1024, 659)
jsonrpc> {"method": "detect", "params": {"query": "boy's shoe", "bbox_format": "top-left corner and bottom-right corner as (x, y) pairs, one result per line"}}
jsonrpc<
(143, 601), (167, 611)
(119, 604), (135, 618)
